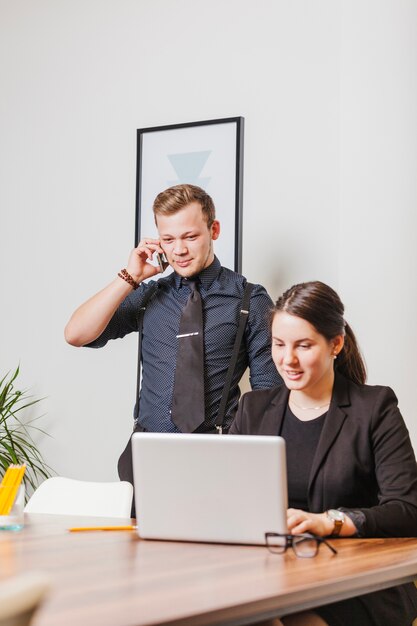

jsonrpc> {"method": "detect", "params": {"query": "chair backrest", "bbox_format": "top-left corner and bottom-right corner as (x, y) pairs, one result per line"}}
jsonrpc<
(0, 572), (50, 626)
(24, 477), (133, 518)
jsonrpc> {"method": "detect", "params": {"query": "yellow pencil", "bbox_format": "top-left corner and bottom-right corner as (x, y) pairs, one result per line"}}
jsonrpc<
(68, 525), (137, 532)
(0, 486), (8, 513)
(0, 465), (26, 515)
(1, 467), (17, 514)
(0, 466), (18, 514)
(0, 466), (14, 487)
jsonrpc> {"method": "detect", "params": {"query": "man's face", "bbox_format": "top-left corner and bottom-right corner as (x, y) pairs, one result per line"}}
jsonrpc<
(156, 202), (220, 278)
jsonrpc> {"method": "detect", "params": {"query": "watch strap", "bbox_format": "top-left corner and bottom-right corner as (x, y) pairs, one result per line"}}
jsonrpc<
(326, 509), (345, 536)
(331, 518), (343, 536)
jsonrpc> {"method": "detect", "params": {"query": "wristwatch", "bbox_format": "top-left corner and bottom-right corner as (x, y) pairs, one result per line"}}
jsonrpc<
(326, 509), (345, 536)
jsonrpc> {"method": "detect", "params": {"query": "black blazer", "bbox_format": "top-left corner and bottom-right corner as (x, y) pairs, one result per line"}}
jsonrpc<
(230, 372), (417, 538)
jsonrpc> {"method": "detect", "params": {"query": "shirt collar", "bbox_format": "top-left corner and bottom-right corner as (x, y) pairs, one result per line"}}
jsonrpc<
(173, 256), (221, 290)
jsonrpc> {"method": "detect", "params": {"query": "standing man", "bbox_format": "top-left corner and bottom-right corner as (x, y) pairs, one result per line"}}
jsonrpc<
(65, 184), (281, 482)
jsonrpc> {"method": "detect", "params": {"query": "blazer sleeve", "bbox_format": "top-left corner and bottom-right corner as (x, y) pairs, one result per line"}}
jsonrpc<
(348, 386), (417, 537)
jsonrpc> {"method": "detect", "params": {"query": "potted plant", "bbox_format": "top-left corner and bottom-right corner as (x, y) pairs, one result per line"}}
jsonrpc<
(0, 366), (52, 494)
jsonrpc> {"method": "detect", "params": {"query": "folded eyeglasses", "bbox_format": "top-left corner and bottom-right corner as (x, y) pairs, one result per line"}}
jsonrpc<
(265, 532), (338, 558)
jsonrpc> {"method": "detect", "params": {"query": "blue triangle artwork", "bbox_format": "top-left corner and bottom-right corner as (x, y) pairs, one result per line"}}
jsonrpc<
(167, 150), (212, 189)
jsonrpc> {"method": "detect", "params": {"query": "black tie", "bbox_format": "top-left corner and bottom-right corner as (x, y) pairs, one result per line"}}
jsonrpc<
(171, 279), (205, 432)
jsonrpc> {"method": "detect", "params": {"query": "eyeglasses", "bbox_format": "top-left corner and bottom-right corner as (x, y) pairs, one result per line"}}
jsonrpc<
(265, 532), (338, 558)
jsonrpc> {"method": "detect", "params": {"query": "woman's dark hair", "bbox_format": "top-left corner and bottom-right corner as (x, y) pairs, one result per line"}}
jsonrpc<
(273, 281), (366, 385)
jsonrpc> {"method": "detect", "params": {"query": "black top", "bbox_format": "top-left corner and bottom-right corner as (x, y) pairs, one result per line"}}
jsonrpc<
(280, 405), (326, 510)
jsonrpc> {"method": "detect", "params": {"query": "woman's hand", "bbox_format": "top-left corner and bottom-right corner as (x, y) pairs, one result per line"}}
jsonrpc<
(287, 508), (333, 537)
(287, 508), (358, 537)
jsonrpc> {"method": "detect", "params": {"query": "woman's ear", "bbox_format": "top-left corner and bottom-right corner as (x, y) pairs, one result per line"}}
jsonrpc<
(332, 334), (345, 357)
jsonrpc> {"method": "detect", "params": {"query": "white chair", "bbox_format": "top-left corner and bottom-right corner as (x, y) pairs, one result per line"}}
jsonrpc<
(24, 477), (133, 518)
(0, 572), (50, 626)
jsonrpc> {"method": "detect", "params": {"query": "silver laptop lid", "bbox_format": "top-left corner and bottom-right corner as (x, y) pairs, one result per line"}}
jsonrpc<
(132, 433), (288, 545)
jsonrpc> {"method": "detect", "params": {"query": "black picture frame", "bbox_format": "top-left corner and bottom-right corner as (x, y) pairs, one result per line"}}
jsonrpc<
(135, 116), (244, 272)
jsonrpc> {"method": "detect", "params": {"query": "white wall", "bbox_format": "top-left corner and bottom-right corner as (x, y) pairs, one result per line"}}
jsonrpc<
(339, 0), (417, 427)
(1, 0), (416, 481)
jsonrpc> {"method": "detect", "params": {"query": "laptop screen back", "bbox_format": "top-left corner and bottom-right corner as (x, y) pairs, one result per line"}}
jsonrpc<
(132, 432), (288, 545)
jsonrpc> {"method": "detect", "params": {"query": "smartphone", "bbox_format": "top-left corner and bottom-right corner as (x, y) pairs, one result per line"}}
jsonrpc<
(156, 252), (168, 273)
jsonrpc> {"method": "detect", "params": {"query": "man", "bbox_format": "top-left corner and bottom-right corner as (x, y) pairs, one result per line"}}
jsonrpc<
(65, 184), (281, 480)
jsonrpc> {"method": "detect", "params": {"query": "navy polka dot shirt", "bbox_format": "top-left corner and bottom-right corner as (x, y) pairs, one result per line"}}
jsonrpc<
(88, 257), (282, 432)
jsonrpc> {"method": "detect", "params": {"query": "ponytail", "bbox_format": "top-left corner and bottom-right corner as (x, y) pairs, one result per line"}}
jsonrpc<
(336, 323), (367, 385)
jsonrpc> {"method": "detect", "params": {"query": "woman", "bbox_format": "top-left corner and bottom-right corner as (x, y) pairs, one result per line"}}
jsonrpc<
(230, 281), (417, 626)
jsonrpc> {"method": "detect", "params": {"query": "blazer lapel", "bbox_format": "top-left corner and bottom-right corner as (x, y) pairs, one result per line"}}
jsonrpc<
(308, 374), (351, 494)
(261, 386), (290, 436)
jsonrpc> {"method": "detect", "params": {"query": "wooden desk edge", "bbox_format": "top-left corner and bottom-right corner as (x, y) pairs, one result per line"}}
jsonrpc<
(163, 561), (417, 626)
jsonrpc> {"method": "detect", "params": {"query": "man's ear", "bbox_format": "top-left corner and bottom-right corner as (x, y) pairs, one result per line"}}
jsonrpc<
(211, 220), (220, 241)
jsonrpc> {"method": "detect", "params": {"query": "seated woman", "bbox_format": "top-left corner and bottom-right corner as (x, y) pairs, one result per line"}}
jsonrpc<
(230, 280), (417, 626)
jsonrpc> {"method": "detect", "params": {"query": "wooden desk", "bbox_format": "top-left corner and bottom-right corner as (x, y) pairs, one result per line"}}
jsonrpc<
(0, 514), (417, 626)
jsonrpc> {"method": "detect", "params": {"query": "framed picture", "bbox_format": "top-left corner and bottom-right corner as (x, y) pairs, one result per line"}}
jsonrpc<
(135, 116), (244, 272)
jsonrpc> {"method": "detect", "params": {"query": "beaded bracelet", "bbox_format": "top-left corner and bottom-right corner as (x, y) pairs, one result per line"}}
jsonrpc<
(118, 268), (139, 290)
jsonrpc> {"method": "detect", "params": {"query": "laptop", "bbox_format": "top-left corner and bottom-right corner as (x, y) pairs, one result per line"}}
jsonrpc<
(131, 432), (288, 545)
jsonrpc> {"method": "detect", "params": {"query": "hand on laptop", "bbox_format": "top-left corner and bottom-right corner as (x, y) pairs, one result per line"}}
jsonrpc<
(287, 508), (357, 538)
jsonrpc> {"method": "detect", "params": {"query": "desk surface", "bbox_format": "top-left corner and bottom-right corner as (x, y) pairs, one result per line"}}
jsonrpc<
(1, 514), (417, 626)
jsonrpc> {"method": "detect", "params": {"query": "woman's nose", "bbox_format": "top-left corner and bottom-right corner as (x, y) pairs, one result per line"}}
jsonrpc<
(283, 349), (297, 365)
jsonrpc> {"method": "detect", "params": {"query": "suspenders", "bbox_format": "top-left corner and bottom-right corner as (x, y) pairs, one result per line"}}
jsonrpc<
(215, 281), (253, 433)
(133, 281), (254, 433)
(133, 283), (159, 429)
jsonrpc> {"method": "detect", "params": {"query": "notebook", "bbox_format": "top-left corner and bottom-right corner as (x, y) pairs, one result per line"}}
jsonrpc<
(131, 432), (288, 545)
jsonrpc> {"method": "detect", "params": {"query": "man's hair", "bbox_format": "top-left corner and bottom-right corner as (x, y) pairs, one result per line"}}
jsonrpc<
(153, 184), (216, 228)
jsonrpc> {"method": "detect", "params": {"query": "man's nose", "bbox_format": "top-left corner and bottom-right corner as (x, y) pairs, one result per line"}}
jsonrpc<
(173, 241), (187, 255)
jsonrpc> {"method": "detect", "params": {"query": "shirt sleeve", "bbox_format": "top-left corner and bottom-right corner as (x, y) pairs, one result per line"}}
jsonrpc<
(85, 283), (151, 349)
(245, 284), (283, 389)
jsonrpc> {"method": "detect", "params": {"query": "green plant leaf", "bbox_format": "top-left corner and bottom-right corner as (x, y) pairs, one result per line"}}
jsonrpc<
(0, 367), (53, 496)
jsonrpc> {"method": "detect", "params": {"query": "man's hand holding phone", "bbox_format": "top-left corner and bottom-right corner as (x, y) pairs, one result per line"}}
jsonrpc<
(126, 239), (169, 285)
(156, 252), (168, 274)
(65, 238), (168, 347)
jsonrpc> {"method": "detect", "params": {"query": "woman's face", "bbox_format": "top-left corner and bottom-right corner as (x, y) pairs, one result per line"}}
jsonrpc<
(271, 311), (344, 396)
